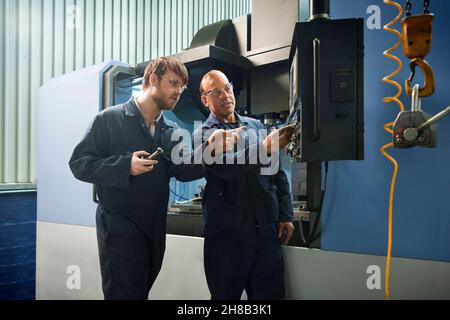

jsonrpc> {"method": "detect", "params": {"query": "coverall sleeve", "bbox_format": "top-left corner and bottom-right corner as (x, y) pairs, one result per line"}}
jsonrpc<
(167, 161), (205, 182)
(69, 115), (132, 188)
(194, 128), (267, 181)
(273, 163), (294, 222)
(163, 128), (205, 182)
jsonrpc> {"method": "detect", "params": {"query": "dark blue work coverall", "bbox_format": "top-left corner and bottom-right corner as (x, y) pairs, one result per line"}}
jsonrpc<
(69, 98), (203, 299)
(195, 112), (294, 300)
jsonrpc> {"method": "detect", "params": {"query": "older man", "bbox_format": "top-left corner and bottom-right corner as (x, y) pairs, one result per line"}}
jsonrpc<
(196, 70), (295, 300)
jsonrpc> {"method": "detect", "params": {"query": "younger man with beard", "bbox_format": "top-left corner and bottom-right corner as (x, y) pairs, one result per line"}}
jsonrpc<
(70, 57), (214, 299)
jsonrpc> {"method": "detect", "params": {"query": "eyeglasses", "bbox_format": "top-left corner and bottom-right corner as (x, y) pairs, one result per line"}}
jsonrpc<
(160, 76), (187, 93)
(202, 82), (233, 98)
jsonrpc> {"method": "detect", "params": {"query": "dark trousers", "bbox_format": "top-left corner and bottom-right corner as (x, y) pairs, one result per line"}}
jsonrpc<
(204, 224), (285, 300)
(95, 206), (166, 300)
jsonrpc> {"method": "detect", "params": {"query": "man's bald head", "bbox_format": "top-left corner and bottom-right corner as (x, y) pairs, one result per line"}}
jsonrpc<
(199, 70), (236, 123)
(199, 70), (229, 95)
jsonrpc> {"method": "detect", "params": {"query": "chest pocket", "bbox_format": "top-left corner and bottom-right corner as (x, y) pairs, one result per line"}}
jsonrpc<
(108, 118), (149, 156)
(158, 126), (176, 150)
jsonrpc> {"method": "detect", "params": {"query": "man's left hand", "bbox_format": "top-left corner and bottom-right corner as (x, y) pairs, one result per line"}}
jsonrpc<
(263, 124), (295, 154)
(278, 221), (295, 245)
(207, 127), (245, 155)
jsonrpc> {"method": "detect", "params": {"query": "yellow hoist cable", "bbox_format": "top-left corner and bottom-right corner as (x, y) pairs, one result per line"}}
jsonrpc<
(381, 0), (406, 300)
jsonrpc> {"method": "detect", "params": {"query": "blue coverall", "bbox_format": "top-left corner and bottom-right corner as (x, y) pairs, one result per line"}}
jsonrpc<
(69, 98), (203, 299)
(196, 112), (294, 300)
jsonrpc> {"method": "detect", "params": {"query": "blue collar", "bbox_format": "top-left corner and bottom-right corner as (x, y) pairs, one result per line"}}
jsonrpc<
(203, 112), (249, 128)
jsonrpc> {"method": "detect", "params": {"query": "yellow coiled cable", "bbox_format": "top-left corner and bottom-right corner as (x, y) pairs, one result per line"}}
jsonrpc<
(381, 0), (405, 300)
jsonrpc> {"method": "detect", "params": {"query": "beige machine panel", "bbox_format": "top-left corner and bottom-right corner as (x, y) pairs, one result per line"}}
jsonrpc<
(251, 0), (299, 51)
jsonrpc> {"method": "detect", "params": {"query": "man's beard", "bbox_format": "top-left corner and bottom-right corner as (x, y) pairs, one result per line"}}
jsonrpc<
(154, 94), (179, 111)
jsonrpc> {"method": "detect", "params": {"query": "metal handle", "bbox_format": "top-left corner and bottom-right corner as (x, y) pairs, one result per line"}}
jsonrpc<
(416, 106), (450, 131)
(313, 38), (321, 140)
(411, 84), (422, 112)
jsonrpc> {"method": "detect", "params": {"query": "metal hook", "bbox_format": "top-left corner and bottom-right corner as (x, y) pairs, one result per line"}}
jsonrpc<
(405, 58), (435, 97)
(408, 61), (416, 83)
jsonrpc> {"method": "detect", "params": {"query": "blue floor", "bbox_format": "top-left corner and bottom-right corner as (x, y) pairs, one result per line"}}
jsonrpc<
(0, 191), (36, 300)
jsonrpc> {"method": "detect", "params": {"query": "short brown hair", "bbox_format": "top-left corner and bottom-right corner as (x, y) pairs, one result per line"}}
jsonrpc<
(142, 56), (188, 90)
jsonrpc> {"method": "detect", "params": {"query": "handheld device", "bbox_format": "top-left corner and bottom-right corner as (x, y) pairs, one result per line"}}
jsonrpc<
(148, 147), (164, 160)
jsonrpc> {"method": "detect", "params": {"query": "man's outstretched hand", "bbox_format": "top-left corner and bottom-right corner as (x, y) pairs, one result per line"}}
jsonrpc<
(207, 127), (246, 155)
(263, 124), (295, 154)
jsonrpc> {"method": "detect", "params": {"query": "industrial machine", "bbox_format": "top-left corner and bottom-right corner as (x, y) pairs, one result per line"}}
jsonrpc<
(36, 0), (450, 300)
(81, 0), (357, 247)
(287, 0), (365, 247)
(36, 0), (369, 299)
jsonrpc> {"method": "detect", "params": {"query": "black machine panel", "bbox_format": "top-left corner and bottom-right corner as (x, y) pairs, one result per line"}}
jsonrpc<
(288, 18), (364, 161)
